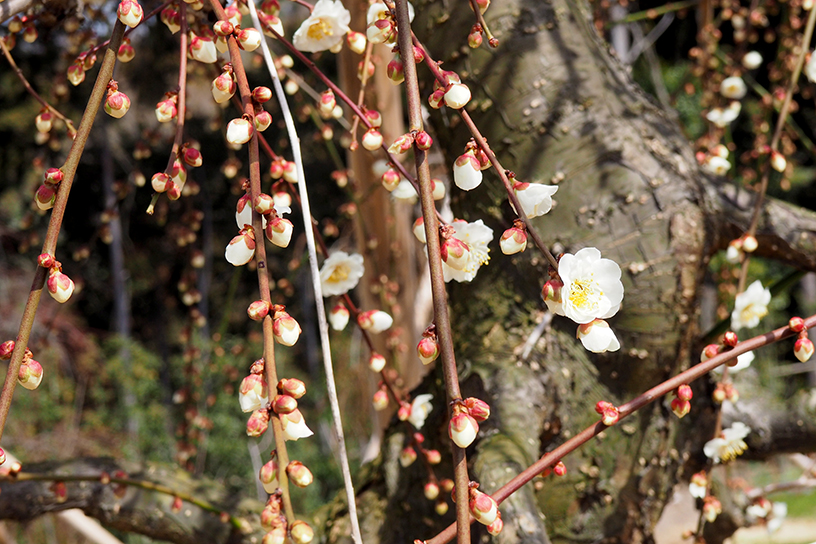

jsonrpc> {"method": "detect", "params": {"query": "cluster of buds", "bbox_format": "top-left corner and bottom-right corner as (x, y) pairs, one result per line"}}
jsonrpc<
(317, 89), (338, 119)
(595, 400), (620, 426)
(104, 80), (131, 119)
(725, 233), (758, 264)
(712, 382), (739, 404)
(360, 108), (384, 151)
(252, 86), (273, 132)
(35, 167), (64, 211)
(150, 143), (201, 201)
(500, 219), (528, 255)
(257, 0), (285, 39)
(160, 4), (181, 33)
(66, 51), (97, 86)
(697, 143), (732, 176)
(703, 495), (722, 523)
(269, 158), (297, 182)
(448, 397), (490, 448)
(428, 70), (472, 110)
(4, 15), (38, 47)
(671, 384), (693, 418)
(790, 317), (814, 363)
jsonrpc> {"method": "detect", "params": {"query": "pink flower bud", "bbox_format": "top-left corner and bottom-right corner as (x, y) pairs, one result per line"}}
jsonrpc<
(397, 401), (411, 421)
(263, 527), (287, 544)
(118, 40), (135, 62)
(328, 304), (350, 331)
(18, 359), (44, 390)
(361, 128), (383, 151)
(366, 18), (393, 44)
(468, 24), (483, 48)
(151, 172), (172, 193)
(449, 412), (479, 448)
(259, 457), (278, 493)
(254, 193), (275, 215)
(161, 6), (181, 33)
(676, 384), (693, 401)
(416, 336), (439, 365)
(712, 383), (726, 404)
(486, 515), (503, 536)
(435, 500), (449, 515)
(47, 269), (75, 303)
(386, 55), (404, 84)
(273, 394), (298, 415)
(434, 70), (461, 90)
(424, 449), (442, 464)
(318, 90), (337, 119)
(553, 461), (567, 476)
(441, 237), (470, 270)
(415, 131), (433, 150)
(67, 63), (85, 86)
(600, 404), (619, 426)
(248, 300), (271, 321)
(272, 311), (301, 347)
(35, 184), (57, 210)
(117, 0), (144, 28)
(247, 408), (270, 437)
(44, 168), (64, 185)
(795, 337), (814, 362)
(346, 30), (366, 54)
(282, 160), (297, 183)
(723, 331), (738, 347)
(424, 482), (440, 500)
(35, 110), (53, 133)
(212, 71), (237, 104)
(278, 378), (306, 399)
(51, 481), (67, 503)
(357, 310), (394, 333)
(700, 343), (721, 362)
(703, 496), (722, 523)
(381, 168), (401, 191)
(444, 83), (471, 109)
(183, 147), (202, 168)
(428, 88), (446, 109)
(469, 487), (499, 525)
(239, 372), (269, 412)
(155, 97), (178, 123)
(251, 86), (272, 104)
(213, 20), (234, 36)
(286, 461), (314, 487)
(399, 446), (417, 467)
(500, 227), (527, 255)
(388, 133), (414, 155)
(365, 109), (383, 128)
(289, 520), (314, 544)
(369, 352), (386, 372)
(225, 227), (256, 266)
(265, 217), (294, 248)
(237, 27), (261, 51)
(0, 340), (15, 360)
(0, 447), (5, 465)
(190, 33), (218, 63)
(372, 389), (389, 411)
(227, 118), (254, 145)
(452, 152), (483, 190)
(742, 234), (758, 253)
(464, 397), (491, 422)
(254, 110), (273, 132)
(105, 90), (131, 118)
(789, 316), (806, 333)
(671, 398), (691, 418)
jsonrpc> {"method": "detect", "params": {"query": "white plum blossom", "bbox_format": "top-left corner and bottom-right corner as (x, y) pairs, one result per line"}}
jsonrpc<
(702, 155), (731, 176)
(731, 280), (771, 331)
(407, 394), (433, 429)
(513, 182), (559, 218)
(556, 247), (624, 324)
(235, 195), (290, 229)
(292, 0), (351, 53)
(319, 251), (365, 297)
(706, 101), (741, 127)
(720, 76), (747, 99)
(225, 227), (256, 266)
(440, 219), (493, 283)
(576, 319), (621, 353)
(703, 421), (751, 463)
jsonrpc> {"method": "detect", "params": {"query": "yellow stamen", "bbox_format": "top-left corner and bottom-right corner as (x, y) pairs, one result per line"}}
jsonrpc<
(328, 263), (350, 283)
(307, 18), (332, 41)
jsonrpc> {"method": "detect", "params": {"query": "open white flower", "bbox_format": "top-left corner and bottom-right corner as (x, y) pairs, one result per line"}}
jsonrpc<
(720, 76), (747, 99)
(731, 280), (771, 330)
(441, 219), (493, 283)
(319, 251), (364, 297)
(292, 0), (351, 53)
(702, 155), (731, 176)
(408, 394), (433, 429)
(576, 319), (620, 353)
(703, 421), (750, 463)
(557, 247), (624, 324)
(706, 101), (741, 127)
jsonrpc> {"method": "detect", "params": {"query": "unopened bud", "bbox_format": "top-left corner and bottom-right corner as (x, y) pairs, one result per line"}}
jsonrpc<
(372, 389), (389, 411)
(417, 336), (439, 365)
(500, 227), (527, 255)
(441, 237), (470, 270)
(671, 398), (691, 418)
(369, 352), (386, 372)
(397, 401), (411, 421)
(286, 461), (314, 487)
(105, 90), (131, 118)
(328, 304), (350, 331)
(424, 449), (441, 464)
(486, 515), (503, 536)
(795, 337), (814, 362)
(246, 408), (270, 437)
(47, 269), (75, 303)
(399, 446), (417, 467)
(742, 235), (758, 253)
(0, 340), (15, 360)
(272, 311), (301, 346)
(248, 300), (271, 321)
(469, 487), (499, 525)
(464, 397), (490, 421)
(290, 520), (314, 544)
(265, 217), (294, 248)
(273, 394), (298, 415)
(278, 378), (306, 399)
(361, 128), (383, 151)
(553, 461), (567, 476)
(676, 384), (693, 401)
(381, 168), (401, 191)
(226, 118), (254, 146)
(424, 482), (440, 500)
(770, 151), (787, 172)
(415, 131), (433, 150)
(789, 316), (806, 332)
(712, 383), (726, 404)
(701, 343), (721, 362)
(723, 331), (738, 347)
(449, 412), (479, 448)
